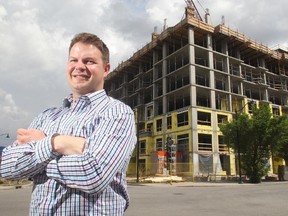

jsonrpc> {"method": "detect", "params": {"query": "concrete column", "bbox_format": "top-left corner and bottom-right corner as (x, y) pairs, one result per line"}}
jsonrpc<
(152, 51), (157, 116)
(191, 107), (199, 176)
(188, 26), (197, 109)
(207, 33), (215, 109)
(223, 39), (231, 111)
(222, 39), (229, 73)
(163, 42), (168, 114)
(188, 27), (195, 64)
(212, 111), (219, 174)
(261, 59), (269, 101)
(262, 72), (269, 101)
(192, 152), (199, 176)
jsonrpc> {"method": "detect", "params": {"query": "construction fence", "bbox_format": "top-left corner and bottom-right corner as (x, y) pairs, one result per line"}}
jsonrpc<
(126, 162), (234, 182)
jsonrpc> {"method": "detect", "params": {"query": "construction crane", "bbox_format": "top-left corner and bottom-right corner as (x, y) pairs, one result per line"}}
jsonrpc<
(184, 0), (203, 21)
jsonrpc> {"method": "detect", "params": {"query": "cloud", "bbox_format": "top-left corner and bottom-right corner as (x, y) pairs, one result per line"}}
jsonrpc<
(199, 0), (288, 47)
(0, 89), (29, 136)
(0, 0), (287, 146)
(146, 0), (185, 27)
(0, 89), (26, 119)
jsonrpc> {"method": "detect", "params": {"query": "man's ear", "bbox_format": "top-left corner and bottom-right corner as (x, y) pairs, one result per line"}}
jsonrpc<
(104, 63), (110, 79)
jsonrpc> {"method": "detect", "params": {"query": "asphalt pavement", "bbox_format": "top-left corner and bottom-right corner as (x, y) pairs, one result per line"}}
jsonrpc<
(0, 181), (287, 216)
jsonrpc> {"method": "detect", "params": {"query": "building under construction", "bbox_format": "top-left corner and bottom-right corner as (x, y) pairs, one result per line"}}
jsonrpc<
(105, 4), (288, 180)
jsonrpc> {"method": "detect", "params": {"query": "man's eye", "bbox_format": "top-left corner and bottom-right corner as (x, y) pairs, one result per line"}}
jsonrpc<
(86, 60), (95, 65)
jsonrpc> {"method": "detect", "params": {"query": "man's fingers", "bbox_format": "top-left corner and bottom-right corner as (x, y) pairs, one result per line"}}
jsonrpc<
(16, 128), (46, 145)
(17, 128), (28, 135)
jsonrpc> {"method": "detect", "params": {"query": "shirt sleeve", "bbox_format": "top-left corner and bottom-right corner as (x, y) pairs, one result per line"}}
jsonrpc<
(46, 104), (137, 194)
(0, 108), (59, 180)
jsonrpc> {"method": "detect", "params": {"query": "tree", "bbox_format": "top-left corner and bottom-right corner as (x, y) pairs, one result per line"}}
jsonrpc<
(243, 105), (272, 183)
(269, 114), (288, 165)
(220, 104), (287, 183)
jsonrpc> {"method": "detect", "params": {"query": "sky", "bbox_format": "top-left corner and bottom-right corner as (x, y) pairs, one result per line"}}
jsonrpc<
(0, 0), (287, 146)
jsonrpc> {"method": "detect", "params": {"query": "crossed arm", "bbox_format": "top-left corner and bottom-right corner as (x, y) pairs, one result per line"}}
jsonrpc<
(0, 107), (136, 194)
(16, 128), (85, 155)
(0, 128), (86, 180)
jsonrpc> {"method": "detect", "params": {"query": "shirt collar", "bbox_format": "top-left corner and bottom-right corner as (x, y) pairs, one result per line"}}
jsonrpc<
(63, 89), (107, 107)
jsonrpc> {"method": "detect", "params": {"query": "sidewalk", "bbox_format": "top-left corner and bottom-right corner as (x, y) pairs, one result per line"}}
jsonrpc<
(127, 175), (288, 187)
(0, 180), (33, 190)
(1, 176), (286, 190)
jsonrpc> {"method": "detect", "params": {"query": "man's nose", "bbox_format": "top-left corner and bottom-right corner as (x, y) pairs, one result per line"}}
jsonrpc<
(76, 61), (86, 70)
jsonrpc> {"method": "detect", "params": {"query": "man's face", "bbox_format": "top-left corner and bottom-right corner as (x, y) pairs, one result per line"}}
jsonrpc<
(66, 42), (110, 99)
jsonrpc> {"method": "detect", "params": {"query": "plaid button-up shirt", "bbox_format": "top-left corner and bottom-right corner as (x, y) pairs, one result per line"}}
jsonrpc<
(0, 90), (137, 215)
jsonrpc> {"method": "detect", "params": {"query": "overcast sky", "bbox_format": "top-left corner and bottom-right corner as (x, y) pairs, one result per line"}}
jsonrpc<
(0, 0), (287, 146)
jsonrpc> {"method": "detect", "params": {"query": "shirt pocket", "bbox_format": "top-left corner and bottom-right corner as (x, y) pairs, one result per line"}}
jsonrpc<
(64, 115), (99, 138)
(39, 118), (57, 135)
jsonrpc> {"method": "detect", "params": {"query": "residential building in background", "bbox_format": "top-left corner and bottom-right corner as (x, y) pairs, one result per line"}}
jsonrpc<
(105, 5), (288, 180)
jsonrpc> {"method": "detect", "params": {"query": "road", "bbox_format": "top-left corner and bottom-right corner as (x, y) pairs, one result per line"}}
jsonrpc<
(0, 181), (287, 216)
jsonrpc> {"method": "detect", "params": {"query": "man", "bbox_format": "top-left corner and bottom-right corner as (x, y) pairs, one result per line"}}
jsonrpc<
(0, 32), (137, 215)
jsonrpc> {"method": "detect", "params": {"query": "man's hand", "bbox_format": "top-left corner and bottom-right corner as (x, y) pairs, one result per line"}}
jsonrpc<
(17, 128), (46, 145)
(52, 135), (86, 155)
